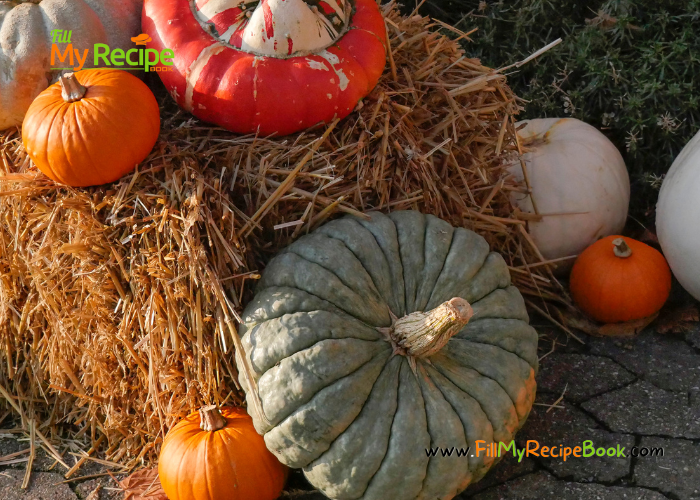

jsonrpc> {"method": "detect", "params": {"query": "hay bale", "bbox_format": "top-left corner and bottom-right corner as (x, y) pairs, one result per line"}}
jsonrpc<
(0, 5), (564, 466)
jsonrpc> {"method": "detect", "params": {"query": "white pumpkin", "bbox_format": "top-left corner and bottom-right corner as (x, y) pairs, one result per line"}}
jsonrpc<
(242, 0), (348, 57)
(0, 0), (142, 130)
(656, 130), (700, 300)
(508, 118), (630, 270)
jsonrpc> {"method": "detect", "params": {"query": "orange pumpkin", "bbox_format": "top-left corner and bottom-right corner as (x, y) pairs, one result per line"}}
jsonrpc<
(142, 0), (387, 136)
(158, 406), (288, 500)
(22, 69), (160, 187)
(570, 235), (672, 323)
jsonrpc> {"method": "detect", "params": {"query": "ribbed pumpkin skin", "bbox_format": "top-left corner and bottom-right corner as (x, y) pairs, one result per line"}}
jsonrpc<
(158, 407), (288, 500)
(238, 211), (539, 500)
(22, 69), (160, 187)
(0, 0), (143, 130)
(142, 0), (387, 136)
(508, 118), (630, 269)
(657, 128), (700, 301)
(570, 235), (672, 323)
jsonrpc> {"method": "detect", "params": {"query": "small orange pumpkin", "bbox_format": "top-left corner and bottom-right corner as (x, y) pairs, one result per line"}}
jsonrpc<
(22, 69), (160, 187)
(570, 235), (672, 323)
(158, 406), (287, 500)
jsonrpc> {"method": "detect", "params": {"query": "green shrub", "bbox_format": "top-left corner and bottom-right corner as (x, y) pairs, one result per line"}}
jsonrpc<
(420, 0), (700, 219)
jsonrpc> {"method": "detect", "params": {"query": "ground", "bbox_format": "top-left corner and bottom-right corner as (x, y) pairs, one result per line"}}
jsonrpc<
(2, 323), (699, 499)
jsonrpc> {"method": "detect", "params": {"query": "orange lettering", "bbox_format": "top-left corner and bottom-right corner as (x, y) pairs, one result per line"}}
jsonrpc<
(526, 440), (540, 457)
(51, 44), (73, 67)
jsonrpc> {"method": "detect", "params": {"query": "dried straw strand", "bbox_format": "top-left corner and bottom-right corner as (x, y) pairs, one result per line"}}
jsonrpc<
(0, 5), (566, 463)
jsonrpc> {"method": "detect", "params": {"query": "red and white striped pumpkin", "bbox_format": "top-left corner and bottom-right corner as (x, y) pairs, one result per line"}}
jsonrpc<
(142, 0), (387, 135)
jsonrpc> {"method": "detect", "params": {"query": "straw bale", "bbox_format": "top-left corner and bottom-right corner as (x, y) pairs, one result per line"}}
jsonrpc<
(0, 4), (566, 466)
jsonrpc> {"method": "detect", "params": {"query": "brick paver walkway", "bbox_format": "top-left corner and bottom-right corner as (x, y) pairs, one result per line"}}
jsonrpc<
(2, 325), (698, 499)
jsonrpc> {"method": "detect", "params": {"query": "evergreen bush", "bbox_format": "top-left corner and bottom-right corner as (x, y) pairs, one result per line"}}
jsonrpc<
(420, 0), (700, 219)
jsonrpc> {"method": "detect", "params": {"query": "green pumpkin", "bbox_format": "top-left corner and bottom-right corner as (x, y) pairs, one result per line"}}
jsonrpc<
(238, 210), (538, 500)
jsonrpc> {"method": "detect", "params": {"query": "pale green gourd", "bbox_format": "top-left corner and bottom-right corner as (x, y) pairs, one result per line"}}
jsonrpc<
(237, 210), (538, 500)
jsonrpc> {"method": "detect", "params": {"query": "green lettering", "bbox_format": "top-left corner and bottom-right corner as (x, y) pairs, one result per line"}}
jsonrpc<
(126, 49), (139, 66)
(94, 44), (110, 66)
(145, 48), (159, 72)
(160, 48), (175, 66)
(498, 441), (516, 457)
(582, 440), (595, 458)
(616, 445), (626, 458)
(110, 48), (125, 66)
(516, 447), (526, 463)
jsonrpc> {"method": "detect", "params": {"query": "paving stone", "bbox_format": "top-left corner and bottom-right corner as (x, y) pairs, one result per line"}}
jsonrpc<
(0, 435), (122, 499)
(9, 320), (700, 500)
(0, 435), (24, 458)
(588, 330), (700, 393)
(281, 441), (536, 498)
(458, 453), (537, 497)
(74, 477), (122, 500)
(0, 438), (57, 473)
(537, 353), (635, 402)
(582, 380), (700, 439)
(0, 469), (77, 499)
(691, 389), (700, 407)
(634, 436), (700, 500)
(283, 469), (316, 492)
(538, 329), (587, 356)
(279, 491), (327, 500)
(469, 470), (667, 499)
(519, 405), (633, 482)
(687, 327), (700, 350)
(62, 460), (123, 500)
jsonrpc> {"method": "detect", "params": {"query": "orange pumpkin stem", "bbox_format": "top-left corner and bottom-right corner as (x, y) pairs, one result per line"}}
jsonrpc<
(59, 72), (87, 103)
(199, 405), (227, 432)
(612, 238), (632, 258)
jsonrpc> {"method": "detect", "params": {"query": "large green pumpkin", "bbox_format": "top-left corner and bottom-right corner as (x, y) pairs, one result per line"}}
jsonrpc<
(238, 210), (538, 500)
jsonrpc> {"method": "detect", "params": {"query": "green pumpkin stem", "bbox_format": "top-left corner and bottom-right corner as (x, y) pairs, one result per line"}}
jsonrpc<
(199, 405), (227, 432)
(612, 238), (632, 258)
(382, 298), (473, 361)
(59, 72), (87, 103)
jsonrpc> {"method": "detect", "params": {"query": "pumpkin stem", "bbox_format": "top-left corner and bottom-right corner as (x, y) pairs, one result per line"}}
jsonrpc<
(199, 405), (227, 432)
(519, 135), (548, 149)
(612, 238), (632, 258)
(59, 73), (87, 103)
(381, 298), (473, 360)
